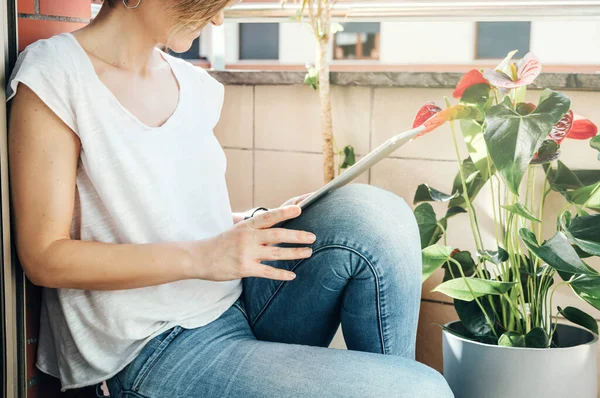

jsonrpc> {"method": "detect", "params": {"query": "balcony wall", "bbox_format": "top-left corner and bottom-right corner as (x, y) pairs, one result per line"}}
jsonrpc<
(212, 71), (600, 382)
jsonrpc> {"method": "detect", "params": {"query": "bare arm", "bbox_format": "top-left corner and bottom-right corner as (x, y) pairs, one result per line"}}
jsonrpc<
(8, 84), (199, 290)
(9, 84), (314, 291)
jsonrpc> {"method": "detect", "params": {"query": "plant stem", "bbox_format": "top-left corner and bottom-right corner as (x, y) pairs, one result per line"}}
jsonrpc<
(449, 258), (498, 337)
(548, 279), (572, 344)
(448, 120), (484, 253)
(487, 157), (501, 248)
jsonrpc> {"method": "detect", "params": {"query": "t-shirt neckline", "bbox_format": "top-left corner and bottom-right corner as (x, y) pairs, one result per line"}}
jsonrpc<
(63, 32), (184, 132)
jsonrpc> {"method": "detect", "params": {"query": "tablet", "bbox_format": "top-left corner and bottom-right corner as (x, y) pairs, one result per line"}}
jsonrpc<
(297, 124), (426, 210)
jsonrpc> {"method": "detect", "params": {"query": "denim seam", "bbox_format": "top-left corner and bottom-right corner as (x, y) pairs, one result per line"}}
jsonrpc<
(250, 243), (387, 354)
(131, 326), (183, 392)
(232, 301), (249, 321)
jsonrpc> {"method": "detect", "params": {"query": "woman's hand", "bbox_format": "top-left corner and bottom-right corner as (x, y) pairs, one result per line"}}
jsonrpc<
(279, 192), (314, 208)
(197, 205), (315, 282)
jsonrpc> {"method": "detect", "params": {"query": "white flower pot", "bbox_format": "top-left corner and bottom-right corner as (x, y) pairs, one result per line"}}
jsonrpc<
(442, 321), (598, 398)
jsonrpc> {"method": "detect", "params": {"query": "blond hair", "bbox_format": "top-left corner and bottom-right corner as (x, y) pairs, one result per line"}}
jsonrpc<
(104, 0), (237, 35)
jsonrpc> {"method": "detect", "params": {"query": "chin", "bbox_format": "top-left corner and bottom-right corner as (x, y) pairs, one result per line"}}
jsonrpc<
(167, 30), (202, 53)
(167, 39), (195, 53)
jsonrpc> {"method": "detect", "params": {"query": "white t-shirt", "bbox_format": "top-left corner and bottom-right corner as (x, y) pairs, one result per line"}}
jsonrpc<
(6, 32), (242, 391)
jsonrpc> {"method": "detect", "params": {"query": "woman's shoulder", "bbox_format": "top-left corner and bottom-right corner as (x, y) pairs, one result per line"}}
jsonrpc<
(8, 33), (79, 96)
(7, 32), (80, 132)
(16, 33), (78, 69)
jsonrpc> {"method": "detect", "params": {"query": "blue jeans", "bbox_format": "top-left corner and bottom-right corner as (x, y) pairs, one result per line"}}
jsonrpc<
(105, 184), (454, 397)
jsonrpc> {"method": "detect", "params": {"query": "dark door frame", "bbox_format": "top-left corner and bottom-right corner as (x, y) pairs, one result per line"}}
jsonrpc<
(2, 0), (25, 397)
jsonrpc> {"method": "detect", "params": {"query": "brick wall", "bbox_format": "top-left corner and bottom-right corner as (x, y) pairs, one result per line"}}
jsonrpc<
(16, 2), (93, 397)
(17, 0), (91, 51)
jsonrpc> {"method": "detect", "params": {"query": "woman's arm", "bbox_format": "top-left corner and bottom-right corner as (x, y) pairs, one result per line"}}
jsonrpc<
(9, 84), (204, 291)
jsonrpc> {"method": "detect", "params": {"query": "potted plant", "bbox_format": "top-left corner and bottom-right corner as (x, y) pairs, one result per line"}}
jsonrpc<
(411, 51), (600, 398)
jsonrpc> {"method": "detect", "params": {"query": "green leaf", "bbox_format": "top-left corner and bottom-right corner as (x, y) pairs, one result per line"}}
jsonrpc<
(477, 247), (509, 265)
(519, 229), (598, 276)
(544, 160), (584, 192)
(484, 91), (571, 195)
(442, 250), (475, 282)
(440, 323), (477, 342)
(460, 83), (491, 109)
(414, 184), (458, 204)
(558, 306), (599, 335)
(516, 102), (536, 116)
(501, 202), (541, 223)
(304, 65), (319, 90)
(571, 276), (600, 311)
(422, 245), (453, 283)
(449, 157), (489, 208)
(340, 145), (355, 169)
(460, 119), (490, 180)
(445, 206), (467, 219)
(558, 271), (600, 311)
(562, 213), (600, 256)
(433, 278), (517, 301)
(591, 135), (600, 161)
(565, 182), (600, 212)
(498, 331), (526, 347)
(520, 265), (554, 303)
(414, 203), (445, 249)
(525, 328), (549, 348)
(573, 169), (600, 186)
(530, 140), (560, 165)
(454, 298), (496, 337)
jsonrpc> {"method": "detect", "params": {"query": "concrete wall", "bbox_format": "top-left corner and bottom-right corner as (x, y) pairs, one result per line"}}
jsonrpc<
(215, 84), (600, 383)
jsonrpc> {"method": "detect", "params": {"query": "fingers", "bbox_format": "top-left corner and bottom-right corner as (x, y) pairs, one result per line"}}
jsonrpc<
(247, 263), (298, 281)
(294, 192), (313, 205)
(258, 228), (316, 245)
(249, 205), (301, 229)
(257, 245), (313, 261)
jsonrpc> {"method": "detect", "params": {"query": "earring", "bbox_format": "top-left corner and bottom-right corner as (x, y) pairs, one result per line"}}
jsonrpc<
(122, 0), (142, 9)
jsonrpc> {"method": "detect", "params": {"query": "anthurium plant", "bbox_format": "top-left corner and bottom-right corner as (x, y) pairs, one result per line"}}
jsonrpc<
(413, 50), (600, 348)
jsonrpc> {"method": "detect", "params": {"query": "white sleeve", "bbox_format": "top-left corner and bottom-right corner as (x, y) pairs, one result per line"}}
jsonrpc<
(6, 39), (79, 134)
(188, 63), (225, 129)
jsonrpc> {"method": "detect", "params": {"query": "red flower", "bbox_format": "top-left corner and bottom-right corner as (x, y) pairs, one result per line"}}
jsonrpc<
(412, 102), (442, 129)
(412, 104), (482, 137)
(549, 110), (574, 145)
(569, 114), (598, 140)
(548, 111), (597, 144)
(483, 52), (542, 89)
(453, 69), (489, 99)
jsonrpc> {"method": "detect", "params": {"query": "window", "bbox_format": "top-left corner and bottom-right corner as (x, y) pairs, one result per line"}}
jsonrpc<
(168, 37), (202, 60)
(475, 22), (531, 60)
(334, 22), (380, 60)
(239, 23), (280, 60)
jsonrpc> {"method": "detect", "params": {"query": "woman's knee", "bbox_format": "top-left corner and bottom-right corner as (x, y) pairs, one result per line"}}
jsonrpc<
(413, 365), (455, 398)
(318, 183), (419, 241)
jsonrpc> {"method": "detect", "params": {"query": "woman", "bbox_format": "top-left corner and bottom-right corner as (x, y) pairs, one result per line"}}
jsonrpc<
(7, 0), (453, 397)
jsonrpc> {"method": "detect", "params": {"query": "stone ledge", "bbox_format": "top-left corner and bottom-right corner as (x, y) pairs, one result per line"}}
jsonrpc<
(208, 70), (600, 91)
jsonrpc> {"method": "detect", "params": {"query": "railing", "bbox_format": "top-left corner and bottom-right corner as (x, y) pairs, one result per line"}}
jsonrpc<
(91, 1), (600, 69)
(225, 1), (600, 22)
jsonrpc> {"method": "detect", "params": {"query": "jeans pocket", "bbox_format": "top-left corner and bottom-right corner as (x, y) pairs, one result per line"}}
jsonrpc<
(129, 325), (183, 393)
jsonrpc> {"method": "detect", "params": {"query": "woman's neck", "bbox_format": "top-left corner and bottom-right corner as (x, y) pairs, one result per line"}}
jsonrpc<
(75, 3), (164, 75)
